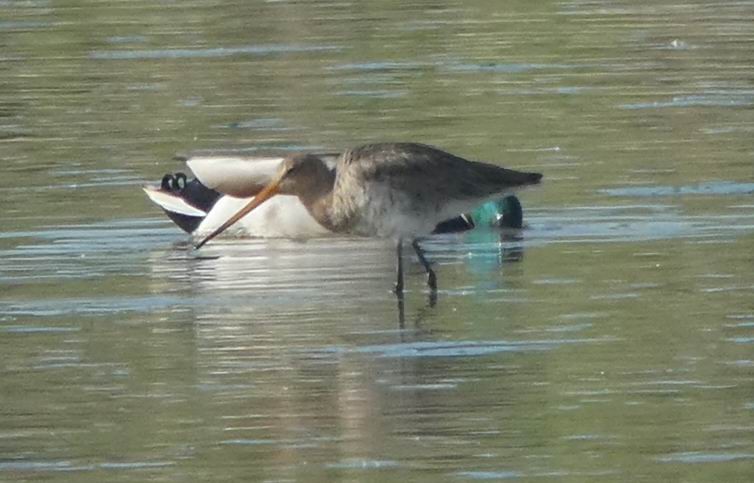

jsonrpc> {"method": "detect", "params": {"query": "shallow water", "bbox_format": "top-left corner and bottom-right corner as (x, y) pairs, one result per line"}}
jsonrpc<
(2, 1), (753, 482)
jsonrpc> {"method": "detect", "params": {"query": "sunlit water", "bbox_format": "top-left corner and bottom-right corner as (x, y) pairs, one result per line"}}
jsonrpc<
(2, 1), (753, 482)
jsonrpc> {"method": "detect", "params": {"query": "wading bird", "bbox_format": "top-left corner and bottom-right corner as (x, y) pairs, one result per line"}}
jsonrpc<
(193, 143), (542, 295)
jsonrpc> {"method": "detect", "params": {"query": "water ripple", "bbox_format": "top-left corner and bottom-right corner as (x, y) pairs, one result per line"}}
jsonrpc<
(90, 44), (340, 60)
(601, 181), (754, 197)
(656, 452), (754, 464)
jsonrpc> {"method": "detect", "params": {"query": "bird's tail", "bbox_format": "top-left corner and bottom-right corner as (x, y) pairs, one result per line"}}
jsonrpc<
(506, 169), (543, 187)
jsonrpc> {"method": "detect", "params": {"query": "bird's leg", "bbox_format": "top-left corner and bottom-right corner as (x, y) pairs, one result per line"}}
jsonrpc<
(411, 239), (437, 292)
(394, 238), (404, 296)
(396, 295), (405, 329)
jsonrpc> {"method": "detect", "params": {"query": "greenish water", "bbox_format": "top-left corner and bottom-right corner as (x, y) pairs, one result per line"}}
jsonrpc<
(1, 1), (753, 482)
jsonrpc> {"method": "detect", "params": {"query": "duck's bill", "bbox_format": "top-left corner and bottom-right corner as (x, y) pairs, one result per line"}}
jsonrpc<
(194, 179), (282, 249)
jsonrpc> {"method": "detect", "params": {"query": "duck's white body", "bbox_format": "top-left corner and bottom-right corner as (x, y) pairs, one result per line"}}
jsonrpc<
(196, 194), (331, 238)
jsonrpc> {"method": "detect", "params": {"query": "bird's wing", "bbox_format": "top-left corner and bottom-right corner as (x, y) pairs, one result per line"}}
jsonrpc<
(185, 155), (284, 197)
(338, 143), (536, 205)
(185, 152), (341, 197)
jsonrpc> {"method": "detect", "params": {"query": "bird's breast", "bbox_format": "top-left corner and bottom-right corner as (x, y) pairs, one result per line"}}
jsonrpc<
(330, 182), (444, 238)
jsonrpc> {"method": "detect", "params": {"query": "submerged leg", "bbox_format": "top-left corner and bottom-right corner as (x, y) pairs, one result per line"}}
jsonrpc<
(411, 239), (437, 292)
(396, 295), (405, 328)
(394, 238), (404, 295)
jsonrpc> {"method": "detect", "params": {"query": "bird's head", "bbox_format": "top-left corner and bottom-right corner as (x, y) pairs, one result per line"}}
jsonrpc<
(275, 154), (330, 195)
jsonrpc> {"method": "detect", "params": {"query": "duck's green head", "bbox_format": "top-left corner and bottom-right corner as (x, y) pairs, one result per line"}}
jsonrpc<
(471, 195), (523, 229)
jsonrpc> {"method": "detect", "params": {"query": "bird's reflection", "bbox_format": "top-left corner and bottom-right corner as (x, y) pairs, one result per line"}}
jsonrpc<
(152, 228), (527, 330)
(395, 292), (436, 331)
(142, 232), (533, 462)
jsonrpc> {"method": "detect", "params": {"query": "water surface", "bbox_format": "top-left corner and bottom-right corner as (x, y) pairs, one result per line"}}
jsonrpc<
(1, 1), (753, 481)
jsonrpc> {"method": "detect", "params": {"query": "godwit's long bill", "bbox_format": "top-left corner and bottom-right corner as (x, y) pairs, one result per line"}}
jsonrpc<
(195, 143), (542, 294)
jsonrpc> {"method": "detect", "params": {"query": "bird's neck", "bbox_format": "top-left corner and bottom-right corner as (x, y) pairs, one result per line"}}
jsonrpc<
(305, 192), (340, 232)
(295, 170), (344, 232)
